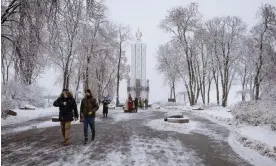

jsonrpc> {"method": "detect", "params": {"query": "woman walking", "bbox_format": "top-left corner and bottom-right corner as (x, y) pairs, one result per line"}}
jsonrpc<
(53, 89), (78, 146)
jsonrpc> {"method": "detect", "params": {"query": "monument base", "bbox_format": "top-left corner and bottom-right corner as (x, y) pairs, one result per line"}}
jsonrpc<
(168, 98), (176, 102)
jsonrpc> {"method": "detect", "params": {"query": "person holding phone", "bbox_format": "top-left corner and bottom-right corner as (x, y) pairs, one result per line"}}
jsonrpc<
(53, 89), (78, 146)
(80, 89), (99, 144)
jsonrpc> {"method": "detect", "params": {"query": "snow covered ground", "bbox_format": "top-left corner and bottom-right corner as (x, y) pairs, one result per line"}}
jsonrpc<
(1, 119), (102, 135)
(146, 118), (200, 134)
(1, 107), (58, 126)
(91, 136), (204, 166)
(109, 108), (154, 123)
(1, 105), (104, 134)
(163, 104), (276, 162)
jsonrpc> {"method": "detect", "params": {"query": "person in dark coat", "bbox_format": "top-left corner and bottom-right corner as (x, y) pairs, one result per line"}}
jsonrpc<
(53, 89), (78, 146)
(134, 97), (139, 112)
(102, 97), (110, 118)
(80, 89), (99, 144)
(127, 94), (133, 112)
(144, 98), (149, 109)
(139, 97), (142, 109)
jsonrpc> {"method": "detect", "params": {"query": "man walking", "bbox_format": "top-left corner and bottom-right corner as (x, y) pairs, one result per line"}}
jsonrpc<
(80, 89), (99, 144)
(53, 89), (78, 146)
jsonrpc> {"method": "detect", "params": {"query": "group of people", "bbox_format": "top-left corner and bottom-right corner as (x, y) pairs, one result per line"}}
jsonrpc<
(53, 89), (110, 146)
(125, 94), (149, 112)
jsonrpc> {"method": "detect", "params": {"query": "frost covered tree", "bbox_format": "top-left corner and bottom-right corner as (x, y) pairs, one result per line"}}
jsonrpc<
(236, 37), (254, 101)
(1, 0), (128, 111)
(157, 42), (181, 102)
(231, 4), (276, 129)
(159, 3), (202, 106)
(250, 4), (276, 100)
(115, 25), (131, 106)
(49, 0), (83, 90)
(206, 16), (246, 107)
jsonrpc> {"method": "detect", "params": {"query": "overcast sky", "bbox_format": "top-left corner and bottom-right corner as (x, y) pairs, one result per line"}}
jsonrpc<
(38, 0), (276, 103)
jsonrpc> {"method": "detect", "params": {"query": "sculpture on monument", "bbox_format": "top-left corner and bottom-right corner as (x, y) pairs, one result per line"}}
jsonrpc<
(127, 29), (149, 103)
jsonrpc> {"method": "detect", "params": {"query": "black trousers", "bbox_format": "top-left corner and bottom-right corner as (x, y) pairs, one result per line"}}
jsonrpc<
(103, 111), (108, 117)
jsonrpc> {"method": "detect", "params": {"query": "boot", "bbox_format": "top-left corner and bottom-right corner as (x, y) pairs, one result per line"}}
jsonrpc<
(91, 133), (95, 141)
(84, 137), (88, 144)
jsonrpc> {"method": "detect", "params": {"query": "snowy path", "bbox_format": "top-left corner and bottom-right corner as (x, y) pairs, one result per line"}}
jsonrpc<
(1, 109), (253, 166)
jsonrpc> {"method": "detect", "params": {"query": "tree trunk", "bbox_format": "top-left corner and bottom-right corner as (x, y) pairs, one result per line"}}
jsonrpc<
(116, 44), (122, 107)
(255, 82), (260, 100)
(66, 73), (70, 89)
(207, 79), (211, 104)
(242, 78), (245, 101)
(85, 56), (90, 90)
(213, 70), (220, 105)
(173, 81), (176, 102)
(75, 69), (81, 101)
(63, 70), (67, 89)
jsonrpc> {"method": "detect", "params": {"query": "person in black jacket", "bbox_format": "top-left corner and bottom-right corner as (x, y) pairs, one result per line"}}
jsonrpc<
(53, 89), (78, 146)
(144, 98), (148, 110)
(102, 97), (110, 118)
(134, 98), (139, 112)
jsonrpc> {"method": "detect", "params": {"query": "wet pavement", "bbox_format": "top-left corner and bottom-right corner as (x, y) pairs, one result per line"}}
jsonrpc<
(1, 109), (252, 166)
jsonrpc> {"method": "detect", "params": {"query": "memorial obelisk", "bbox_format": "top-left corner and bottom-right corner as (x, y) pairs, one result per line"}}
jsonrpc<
(127, 29), (149, 100)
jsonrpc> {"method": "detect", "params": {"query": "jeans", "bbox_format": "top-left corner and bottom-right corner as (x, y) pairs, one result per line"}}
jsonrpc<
(83, 117), (95, 138)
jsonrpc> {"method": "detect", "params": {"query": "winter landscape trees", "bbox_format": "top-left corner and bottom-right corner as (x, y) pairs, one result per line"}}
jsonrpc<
(1, 0), (130, 111)
(157, 3), (276, 109)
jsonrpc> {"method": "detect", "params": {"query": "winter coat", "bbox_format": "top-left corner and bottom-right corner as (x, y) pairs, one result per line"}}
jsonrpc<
(128, 97), (133, 110)
(53, 96), (78, 122)
(80, 96), (99, 118)
(144, 99), (148, 106)
(124, 100), (128, 111)
(102, 99), (110, 113)
(134, 98), (139, 107)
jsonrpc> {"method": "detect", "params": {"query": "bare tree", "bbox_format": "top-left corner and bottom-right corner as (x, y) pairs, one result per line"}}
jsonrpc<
(251, 4), (276, 100)
(49, 0), (82, 90)
(159, 3), (202, 106)
(206, 16), (246, 107)
(115, 25), (131, 106)
(156, 42), (181, 102)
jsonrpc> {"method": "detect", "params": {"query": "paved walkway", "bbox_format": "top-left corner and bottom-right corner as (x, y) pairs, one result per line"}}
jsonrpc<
(1, 109), (251, 166)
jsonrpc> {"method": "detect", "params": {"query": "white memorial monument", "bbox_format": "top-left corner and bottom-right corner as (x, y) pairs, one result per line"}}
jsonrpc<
(127, 29), (149, 100)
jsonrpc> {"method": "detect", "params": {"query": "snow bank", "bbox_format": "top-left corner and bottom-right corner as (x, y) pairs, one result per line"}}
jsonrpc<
(233, 125), (276, 161)
(238, 125), (276, 148)
(181, 106), (234, 126)
(1, 107), (58, 126)
(228, 133), (276, 166)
